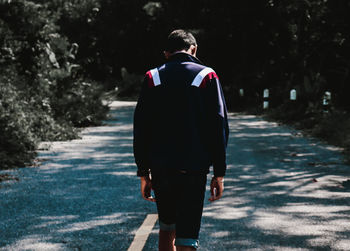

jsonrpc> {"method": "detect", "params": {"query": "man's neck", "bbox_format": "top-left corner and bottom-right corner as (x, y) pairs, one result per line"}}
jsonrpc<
(166, 51), (203, 65)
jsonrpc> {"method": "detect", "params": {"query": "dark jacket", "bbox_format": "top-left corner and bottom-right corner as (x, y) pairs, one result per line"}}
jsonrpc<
(133, 52), (229, 177)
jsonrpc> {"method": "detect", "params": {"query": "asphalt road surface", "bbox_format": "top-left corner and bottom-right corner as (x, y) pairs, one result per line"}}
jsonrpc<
(1, 101), (350, 251)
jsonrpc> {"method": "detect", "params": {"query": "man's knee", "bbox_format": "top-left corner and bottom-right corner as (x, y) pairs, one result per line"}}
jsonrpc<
(159, 229), (176, 237)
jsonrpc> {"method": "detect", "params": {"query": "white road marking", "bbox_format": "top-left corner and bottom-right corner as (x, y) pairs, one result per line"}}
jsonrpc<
(128, 214), (158, 251)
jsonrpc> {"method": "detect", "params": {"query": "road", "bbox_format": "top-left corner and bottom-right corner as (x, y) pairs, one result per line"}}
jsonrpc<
(1, 101), (350, 250)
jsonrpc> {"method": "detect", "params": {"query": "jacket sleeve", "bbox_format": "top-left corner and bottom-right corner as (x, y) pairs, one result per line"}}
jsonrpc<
(133, 76), (151, 177)
(205, 77), (229, 177)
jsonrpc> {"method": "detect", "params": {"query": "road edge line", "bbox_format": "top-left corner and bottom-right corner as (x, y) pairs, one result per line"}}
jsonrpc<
(127, 214), (158, 251)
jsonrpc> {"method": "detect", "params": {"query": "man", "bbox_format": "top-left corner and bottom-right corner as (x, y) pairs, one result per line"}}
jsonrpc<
(133, 29), (229, 251)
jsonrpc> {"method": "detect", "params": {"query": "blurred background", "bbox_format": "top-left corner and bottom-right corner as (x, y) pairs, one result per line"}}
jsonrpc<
(1, 0), (350, 170)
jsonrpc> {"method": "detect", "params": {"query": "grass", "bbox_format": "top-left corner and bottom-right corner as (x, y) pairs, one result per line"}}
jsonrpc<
(263, 104), (350, 164)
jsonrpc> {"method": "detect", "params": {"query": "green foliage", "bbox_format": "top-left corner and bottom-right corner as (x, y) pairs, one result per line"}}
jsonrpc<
(0, 83), (36, 169)
(50, 78), (109, 127)
(0, 0), (108, 169)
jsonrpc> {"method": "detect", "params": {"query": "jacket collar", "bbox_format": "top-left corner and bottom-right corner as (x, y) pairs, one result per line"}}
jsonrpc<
(167, 52), (204, 65)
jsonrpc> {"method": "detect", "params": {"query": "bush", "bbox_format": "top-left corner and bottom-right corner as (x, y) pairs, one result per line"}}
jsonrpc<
(50, 78), (109, 127)
(0, 1), (108, 169)
(115, 67), (143, 100)
(311, 110), (350, 147)
(0, 83), (36, 169)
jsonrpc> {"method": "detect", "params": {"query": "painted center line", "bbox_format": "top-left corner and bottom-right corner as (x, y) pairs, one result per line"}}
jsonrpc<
(128, 214), (158, 251)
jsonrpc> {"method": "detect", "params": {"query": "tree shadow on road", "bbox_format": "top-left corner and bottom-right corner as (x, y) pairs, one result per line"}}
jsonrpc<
(0, 105), (157, 251)
(201, 114), (350, 250)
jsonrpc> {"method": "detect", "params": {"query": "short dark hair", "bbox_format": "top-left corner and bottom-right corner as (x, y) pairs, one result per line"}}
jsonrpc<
(165, 29), (197, 53)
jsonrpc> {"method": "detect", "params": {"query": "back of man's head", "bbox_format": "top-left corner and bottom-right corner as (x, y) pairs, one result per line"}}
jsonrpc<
(165, 29), (197, 53)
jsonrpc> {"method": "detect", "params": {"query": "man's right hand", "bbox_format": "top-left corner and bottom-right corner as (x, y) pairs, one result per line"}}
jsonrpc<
(140, 176), (156, 202)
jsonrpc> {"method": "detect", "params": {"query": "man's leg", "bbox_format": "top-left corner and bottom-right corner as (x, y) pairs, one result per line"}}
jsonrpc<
(174, 173), (207, 250)
(159, 229), (176, 251)
(152, 173), (177, 251)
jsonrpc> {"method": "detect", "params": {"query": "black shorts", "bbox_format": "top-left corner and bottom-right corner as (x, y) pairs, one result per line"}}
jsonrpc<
(151, 171), (207, 249)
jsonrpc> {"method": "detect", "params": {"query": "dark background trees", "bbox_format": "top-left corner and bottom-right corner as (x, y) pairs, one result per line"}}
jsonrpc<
(46, 0), (350, 111)
(1, 0), (350, 168)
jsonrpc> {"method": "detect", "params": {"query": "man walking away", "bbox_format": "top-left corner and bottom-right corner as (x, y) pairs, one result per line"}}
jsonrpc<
(133, 29), (229, 250)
